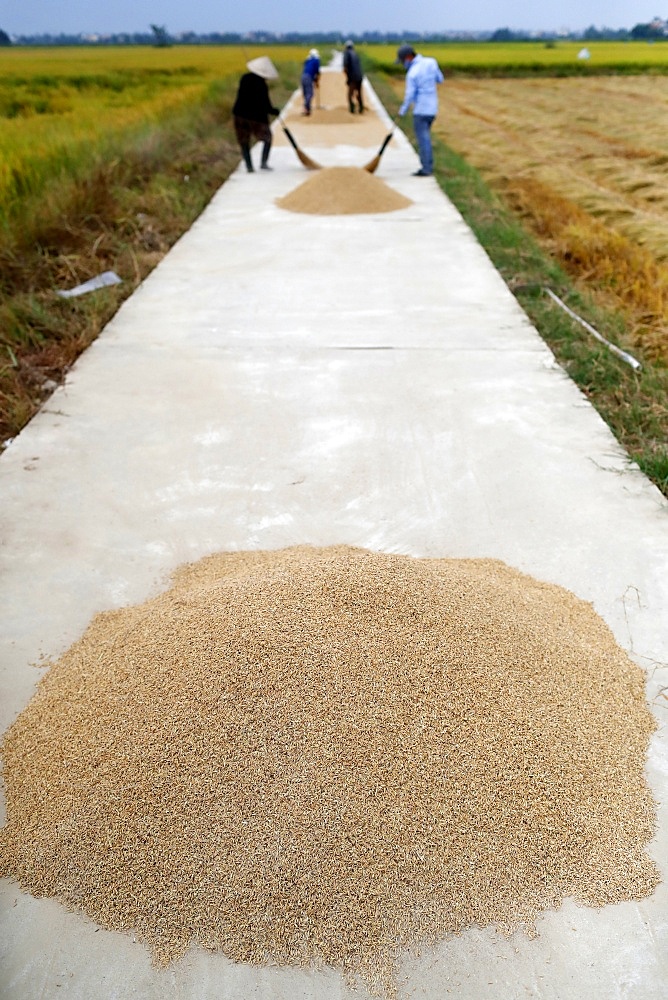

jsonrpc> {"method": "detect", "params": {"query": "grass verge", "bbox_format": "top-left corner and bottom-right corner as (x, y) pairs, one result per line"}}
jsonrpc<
(370, 70), (668, 499)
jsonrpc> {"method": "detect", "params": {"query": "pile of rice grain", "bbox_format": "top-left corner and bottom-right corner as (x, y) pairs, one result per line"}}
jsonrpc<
(0, 545), (659, 993)
(276, 166), (412, 215)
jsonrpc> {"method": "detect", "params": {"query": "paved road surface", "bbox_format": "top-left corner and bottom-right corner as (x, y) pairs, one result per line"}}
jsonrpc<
(1, 68), (667, 1000)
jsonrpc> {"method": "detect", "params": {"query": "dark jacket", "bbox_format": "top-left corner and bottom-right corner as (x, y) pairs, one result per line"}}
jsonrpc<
(343, 49), (363, 84)
(232, 72), (278, 124)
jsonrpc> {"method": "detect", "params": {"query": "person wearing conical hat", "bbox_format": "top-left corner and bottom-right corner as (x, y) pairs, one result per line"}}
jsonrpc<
(232, 56), (280, 173)
(300, 48), (320, 116)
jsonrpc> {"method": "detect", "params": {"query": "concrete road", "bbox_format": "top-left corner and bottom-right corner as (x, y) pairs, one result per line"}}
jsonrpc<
(1, 69), (667, 999)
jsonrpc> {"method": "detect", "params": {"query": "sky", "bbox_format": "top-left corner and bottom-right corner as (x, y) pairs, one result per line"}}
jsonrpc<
(0, 0), (659, 36)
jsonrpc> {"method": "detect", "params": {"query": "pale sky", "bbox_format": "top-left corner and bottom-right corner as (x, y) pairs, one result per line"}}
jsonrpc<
(0, 0), (659, 37)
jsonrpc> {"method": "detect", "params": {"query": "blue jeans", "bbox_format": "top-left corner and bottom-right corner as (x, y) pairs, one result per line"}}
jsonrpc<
(413, 114), (435, 173)
(301, 73), (314, 112)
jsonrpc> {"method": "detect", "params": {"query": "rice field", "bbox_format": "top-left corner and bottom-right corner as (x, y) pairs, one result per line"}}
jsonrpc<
(388, 74), (668, 359)
(368, 40), (668, 71)
(0, 45), (305, 222)
(3, 42), (665, 224)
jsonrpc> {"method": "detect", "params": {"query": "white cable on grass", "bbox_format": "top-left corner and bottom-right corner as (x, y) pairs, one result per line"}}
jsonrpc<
(544, 287), (642, 371)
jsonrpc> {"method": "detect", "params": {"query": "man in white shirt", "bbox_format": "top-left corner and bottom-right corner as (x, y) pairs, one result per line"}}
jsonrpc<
(396, 44), (444, 176)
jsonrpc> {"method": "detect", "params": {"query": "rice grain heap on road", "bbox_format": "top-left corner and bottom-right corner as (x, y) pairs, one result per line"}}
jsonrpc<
(0, 545), (659, 995)
(276, 166), (412, 215)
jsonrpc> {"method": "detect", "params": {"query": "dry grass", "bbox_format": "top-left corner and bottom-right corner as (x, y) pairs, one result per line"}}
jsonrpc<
(501, 176), (668, 357)
(410, 76), (668, 361)
(0, 546), (659, 996)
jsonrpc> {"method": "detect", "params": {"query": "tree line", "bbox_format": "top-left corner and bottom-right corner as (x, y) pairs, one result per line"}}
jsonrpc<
(2, 24), (667, 47)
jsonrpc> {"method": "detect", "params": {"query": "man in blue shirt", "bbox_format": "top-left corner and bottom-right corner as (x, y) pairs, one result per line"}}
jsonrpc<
(396, 44), (444, 176)
(301, 48), (321, 116)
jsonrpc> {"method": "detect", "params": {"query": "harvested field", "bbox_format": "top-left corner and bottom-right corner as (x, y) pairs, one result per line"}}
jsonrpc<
(440, 78), (668, 258)
(0, 546), (659, 995)
(397, 76), (668, 360)
(276, 166), (412, 215)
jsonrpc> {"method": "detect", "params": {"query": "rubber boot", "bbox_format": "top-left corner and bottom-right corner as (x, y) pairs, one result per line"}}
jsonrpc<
(241, 144), (254, 173)
(260, 141), (272, 170)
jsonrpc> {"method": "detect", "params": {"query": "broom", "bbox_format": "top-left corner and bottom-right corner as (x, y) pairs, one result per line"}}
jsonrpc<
(364, 118), (397, 174)
(277, 113), (322, 170)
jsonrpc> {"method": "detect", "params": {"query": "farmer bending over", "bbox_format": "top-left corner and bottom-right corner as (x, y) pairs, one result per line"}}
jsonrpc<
(232, 56), (280, 173)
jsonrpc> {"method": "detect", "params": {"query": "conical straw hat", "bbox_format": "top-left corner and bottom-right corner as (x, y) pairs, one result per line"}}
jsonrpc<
(246, 56), (279, 80)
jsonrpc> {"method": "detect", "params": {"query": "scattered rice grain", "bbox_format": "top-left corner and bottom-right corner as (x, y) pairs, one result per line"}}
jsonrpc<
(0, 545), (659, 995)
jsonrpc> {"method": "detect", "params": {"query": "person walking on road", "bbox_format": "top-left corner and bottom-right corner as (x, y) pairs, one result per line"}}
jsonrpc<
(396, 44), (444, 176)
(232, 56), (280, 173)
(301, 48), (321, 115)
(343, 40), (364, 114)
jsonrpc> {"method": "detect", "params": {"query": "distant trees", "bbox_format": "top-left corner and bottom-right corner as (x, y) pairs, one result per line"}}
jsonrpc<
(583, 24), (616, 39)
(630, 19), (668, 38)
(490, 24), (631, 42)
(150, 24), (171, 47)
(7, 24), (664, 47)
(490, 28), (516, 42)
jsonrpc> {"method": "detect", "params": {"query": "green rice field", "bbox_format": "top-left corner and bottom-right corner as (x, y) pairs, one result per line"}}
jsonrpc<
(366, 39), (668, 72)
(0, 45), (306, 224)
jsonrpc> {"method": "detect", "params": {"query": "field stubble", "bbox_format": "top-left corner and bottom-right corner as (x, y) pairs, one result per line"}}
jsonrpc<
(429, 76), (668, 362)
